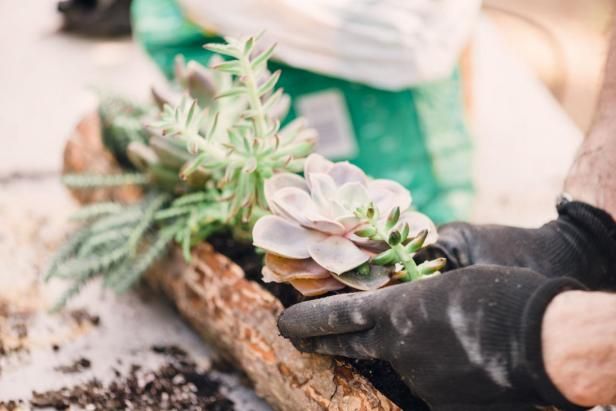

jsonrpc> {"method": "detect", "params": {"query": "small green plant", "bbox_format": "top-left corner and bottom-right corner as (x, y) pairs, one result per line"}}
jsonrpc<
(354, 204), (445, 282)
(153, 37), (315, 223)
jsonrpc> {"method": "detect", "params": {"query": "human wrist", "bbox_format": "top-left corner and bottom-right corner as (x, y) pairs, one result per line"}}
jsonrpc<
(564, 178), (616, 223)
(542, 290), (616, 407)
(564, 130), (616, 221)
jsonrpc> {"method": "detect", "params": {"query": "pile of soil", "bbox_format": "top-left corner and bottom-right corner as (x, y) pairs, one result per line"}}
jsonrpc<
(26, 345), (234, 411)
(209, 234), (428, 411)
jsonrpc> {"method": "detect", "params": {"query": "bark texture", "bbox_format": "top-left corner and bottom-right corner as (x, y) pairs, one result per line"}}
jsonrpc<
(62, 113), (400, 411)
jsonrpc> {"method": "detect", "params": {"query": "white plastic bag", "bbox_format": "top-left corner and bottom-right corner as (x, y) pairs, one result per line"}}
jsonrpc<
(179, 0), (480, 90)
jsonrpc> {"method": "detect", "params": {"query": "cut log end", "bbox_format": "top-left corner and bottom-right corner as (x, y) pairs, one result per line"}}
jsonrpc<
(62, 112), (143, 204)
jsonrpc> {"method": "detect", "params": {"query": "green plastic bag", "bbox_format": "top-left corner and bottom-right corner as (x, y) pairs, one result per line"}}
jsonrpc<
(131, 0), (473, 223)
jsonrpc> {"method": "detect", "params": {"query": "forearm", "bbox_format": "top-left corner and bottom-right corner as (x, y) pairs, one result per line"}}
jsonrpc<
(542, 290), (616, 406)
(564, 16), (616, 219)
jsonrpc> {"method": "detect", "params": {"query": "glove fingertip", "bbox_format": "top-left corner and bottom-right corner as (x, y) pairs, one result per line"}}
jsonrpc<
(277, 308), (297, 339)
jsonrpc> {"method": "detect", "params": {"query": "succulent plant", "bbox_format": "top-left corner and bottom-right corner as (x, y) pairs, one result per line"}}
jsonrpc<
(252, 154), (444, 296)
(151, 35), (317, 223)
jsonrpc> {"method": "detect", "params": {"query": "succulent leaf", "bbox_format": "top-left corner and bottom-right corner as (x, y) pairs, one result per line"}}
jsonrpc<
(335, 265), (392, 291)
(253, 215), (327, 259)
(308, 236), (370, 275)
(263, 254), (330, 282)
(287, 276), (346, 297)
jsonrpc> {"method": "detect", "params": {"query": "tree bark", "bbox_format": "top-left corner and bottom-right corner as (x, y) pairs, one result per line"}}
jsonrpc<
(62, 112), (400, 411)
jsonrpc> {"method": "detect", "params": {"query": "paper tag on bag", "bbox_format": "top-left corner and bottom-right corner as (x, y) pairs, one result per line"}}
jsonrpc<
(295, 90), (358, 159)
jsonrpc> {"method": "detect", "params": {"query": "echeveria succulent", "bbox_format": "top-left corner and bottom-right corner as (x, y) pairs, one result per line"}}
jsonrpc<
(252, 154), (443, 296)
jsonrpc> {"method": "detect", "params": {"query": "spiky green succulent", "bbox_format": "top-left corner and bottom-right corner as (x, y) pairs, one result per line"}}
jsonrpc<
(151, 35), (316, 222)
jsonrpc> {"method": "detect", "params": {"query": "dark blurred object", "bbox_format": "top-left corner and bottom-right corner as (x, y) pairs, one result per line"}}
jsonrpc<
(58, 0), (132, 37)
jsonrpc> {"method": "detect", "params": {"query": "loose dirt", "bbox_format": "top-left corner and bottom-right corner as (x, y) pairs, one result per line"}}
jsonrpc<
(24, 344), (235, 410)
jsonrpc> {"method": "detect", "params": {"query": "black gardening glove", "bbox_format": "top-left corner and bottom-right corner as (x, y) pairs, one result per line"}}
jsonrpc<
(418, 200), (616, 291)
(279, 266), (587, 411)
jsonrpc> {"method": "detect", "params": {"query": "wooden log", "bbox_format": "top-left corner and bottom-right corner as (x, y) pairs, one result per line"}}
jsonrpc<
(62, 113), (400, 411)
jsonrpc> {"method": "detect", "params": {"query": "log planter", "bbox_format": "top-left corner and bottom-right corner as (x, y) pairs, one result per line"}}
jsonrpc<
(62, 112), (403, 411)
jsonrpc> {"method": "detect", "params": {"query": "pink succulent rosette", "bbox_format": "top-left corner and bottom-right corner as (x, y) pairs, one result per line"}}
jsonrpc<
(252, 154), (437, 296)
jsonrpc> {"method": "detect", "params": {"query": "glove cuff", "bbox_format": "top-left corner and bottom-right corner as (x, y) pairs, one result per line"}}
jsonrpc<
(557, 200), (616, 289)
(557, 199), (616, 241)
(521, 277), (588, 411)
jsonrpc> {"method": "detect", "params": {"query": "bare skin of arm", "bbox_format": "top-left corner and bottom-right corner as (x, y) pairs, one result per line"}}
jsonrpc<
(564, 16), (616, 219)
(543, 15), (616, 407)
(542, 291), (616, 406)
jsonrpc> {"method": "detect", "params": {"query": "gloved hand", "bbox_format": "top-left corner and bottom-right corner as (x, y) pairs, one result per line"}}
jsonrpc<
(417, 200), (616, 291)
(279, 266), (586, 411)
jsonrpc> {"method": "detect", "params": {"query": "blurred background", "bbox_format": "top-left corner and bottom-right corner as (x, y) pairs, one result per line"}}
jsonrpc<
(0, 1), (613, 408)
(1, 0), (613, 226)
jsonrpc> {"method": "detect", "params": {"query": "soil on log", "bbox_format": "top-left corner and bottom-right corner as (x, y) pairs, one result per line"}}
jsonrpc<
(62, 112), (405, 411)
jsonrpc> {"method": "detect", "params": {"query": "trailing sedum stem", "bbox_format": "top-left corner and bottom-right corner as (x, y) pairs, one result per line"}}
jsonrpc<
(355, 204), (444, 282)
